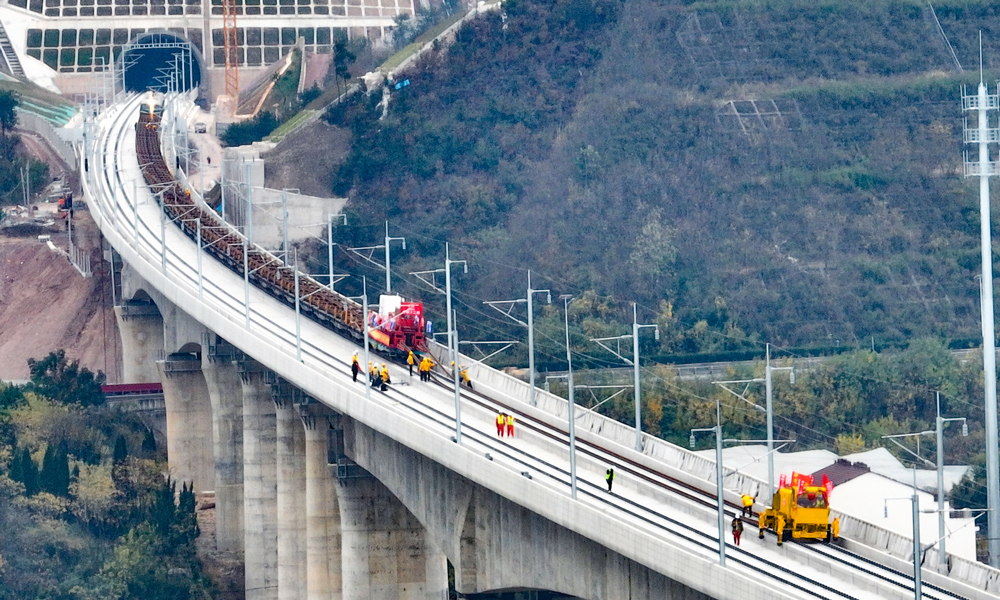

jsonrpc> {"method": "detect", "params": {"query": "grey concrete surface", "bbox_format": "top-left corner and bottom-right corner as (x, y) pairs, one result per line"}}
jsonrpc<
(335, 474), (448, 600)
(242, 363), (279, 600)
(273, 380), (307, 600)
(344, 415), (712, 600)
(301, 403), (342, 600)
(157, 356), (215, 493)
(202, 349), (245, 554)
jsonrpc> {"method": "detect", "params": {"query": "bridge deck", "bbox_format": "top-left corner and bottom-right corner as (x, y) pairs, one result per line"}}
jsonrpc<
(81, 93), (993, 600)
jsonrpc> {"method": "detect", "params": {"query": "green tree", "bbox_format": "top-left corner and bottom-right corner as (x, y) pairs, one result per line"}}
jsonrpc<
(26, 350), (106, 407)
(0, 383), (23, 411)
(0, 91), (17, 136)
(220, 111), (279, 147)
(112, 435), (128, 464)
(8, 447), (23, 486)
(140, 428), (157, 455)
(20, 448), (39, 496)
(332, 39), (356, 97)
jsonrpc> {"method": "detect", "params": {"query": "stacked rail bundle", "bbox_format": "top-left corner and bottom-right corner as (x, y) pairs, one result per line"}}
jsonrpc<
(134, 108), (367, 343)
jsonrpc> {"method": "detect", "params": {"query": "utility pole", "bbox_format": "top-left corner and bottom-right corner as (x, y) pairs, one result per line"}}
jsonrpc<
(484, 271), (551, 406)
(714, 348), (793, 500)
(384, 221), (406, 293)
(591, 304), (659, 451)
(445, 245), (467, 443)
(411, 247), (467, 441)
(962, 46), (1000, 565)
(933, 392), (969, 566)
(562, 294), (578, 499)
(327, 212), (347, 292)
(346, 222), (406, 293)
(690, 398), (725, 567)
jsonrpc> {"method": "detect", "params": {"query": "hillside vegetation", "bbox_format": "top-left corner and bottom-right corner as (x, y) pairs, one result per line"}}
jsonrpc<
(321, 0), (1000, 359)
(0, 352), (211, 599)
(307, 0), (1000, 549)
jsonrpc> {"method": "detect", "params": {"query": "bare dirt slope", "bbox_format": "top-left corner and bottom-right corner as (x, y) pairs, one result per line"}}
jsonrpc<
(0, 211), (119, 382)
(263, 118), (351, 197)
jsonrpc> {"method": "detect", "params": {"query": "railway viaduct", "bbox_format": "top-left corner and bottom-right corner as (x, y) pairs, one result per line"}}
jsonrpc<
(83, 93), (1000, 600)
(113, 237), (719, 600)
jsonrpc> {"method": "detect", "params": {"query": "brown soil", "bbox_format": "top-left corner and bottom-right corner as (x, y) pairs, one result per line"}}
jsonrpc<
(263, 118), (352, 198)
(0, 208), (120, 382)
(194, 497), (245, 600)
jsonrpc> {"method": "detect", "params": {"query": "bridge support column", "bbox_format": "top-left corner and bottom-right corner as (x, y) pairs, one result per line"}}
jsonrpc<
(240, 360), (279, 600)
(116, 302), (163, 383)
(272, 379), (307, 600)
(202, 337), (244, 554)
(301, 404), (341, 600)
(157, 354), (215, 493)
(335, 473), (449, 600)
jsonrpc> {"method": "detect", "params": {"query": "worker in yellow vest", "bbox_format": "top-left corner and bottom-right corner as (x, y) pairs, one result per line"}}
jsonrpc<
(407, 350), (415, 376)
(496, 412), (505, 437)
(505, 413), (514, 437)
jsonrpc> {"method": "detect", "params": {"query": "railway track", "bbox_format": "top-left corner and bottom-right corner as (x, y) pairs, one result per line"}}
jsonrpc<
(107, 93), (966, 600)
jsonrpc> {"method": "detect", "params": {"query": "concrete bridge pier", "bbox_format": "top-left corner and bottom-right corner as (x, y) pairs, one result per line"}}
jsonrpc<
(240, 359), (279, 600)
(157, 353), (215, 493)
(271, 378), (308, 600)
(115, 300), (164, 383)
(345, 417), (711, 600)
(300, 403), (342, 600)
(202, 336), (245, 554)
(334, 469), (449, 600)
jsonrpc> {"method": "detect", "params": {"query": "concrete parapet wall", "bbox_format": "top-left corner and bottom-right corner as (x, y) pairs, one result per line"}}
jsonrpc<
(15, 109), (76, 167)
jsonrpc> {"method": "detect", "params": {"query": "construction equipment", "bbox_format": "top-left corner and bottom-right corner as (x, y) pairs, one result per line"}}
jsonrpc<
(758, 479), (839, 545)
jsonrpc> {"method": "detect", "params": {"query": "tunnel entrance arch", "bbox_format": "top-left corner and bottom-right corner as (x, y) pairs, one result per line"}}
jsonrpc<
(121, 31), (203, 93)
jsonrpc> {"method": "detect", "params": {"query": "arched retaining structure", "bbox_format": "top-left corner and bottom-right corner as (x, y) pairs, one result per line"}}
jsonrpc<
(119, 30), (205, 93)
(343, 416), (711, 600)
